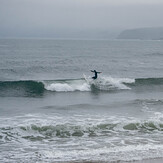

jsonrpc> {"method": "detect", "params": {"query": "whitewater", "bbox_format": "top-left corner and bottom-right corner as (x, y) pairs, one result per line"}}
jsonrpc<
(0, 39), (163, 163)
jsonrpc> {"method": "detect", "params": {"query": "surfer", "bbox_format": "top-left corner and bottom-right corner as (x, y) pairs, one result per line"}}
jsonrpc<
(90, 70), (102, 79)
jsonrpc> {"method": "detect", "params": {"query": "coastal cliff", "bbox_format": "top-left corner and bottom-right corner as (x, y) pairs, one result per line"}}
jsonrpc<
(117, 27), (163, 40)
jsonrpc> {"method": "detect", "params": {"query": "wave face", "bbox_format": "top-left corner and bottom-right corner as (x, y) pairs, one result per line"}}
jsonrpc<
(0, 80), (44, 97)
(135, 77), (163, 85)
(0, 77), (163, 96)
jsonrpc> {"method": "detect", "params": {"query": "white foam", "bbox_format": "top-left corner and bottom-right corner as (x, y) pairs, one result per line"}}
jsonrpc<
(43, 76), (135, 92)
(45, 82), (90, 92)
(89, 76), (135, 90)
(41, 144), (163, 162)
(1, 113), (163, 162)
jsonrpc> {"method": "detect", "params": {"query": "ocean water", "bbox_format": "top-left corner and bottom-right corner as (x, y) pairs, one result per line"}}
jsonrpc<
(0, 39), (163, 162)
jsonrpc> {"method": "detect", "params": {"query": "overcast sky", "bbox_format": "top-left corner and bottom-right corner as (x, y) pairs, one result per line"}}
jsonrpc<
(1, 0), (163, 38)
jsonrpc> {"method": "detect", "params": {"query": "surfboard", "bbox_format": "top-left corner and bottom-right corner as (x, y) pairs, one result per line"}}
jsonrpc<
(83, 74), (90, 83)
(83, 74), (94, 84)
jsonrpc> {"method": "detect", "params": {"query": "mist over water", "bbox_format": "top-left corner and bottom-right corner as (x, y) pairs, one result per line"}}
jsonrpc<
(0, 39), (163, 162)
(1, 0), (163, 38)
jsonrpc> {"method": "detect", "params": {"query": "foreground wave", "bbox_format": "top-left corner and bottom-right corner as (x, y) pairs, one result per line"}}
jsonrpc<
(0, 77), (163, 96)
(1, 113), (163, 162)
(1, 121), (162, 140)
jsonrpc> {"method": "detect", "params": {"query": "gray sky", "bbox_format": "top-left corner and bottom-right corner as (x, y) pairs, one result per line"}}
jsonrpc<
(1, 0), (163, 38)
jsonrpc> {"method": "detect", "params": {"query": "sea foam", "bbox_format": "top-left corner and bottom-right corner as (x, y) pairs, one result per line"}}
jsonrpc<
(45, 81), (90, 92)
(43, 76), (135, 92)
(85, 75), (135, 91)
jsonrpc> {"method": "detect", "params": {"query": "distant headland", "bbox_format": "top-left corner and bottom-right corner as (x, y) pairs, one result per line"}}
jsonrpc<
(117, 27), (163, 40)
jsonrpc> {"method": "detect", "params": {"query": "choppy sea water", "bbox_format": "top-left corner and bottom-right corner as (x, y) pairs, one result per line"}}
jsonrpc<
(0, 39), (163, 162)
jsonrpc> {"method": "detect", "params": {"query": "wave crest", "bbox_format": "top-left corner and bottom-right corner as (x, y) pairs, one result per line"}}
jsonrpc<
(85, 76), (134, 91)
(1, 76), (163, 95)
(1, 120), (163, 141)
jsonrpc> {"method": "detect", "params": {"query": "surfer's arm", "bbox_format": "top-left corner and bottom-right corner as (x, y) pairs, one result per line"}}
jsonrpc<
(97, 72), (102, 73)
(90, 70), (94, 72)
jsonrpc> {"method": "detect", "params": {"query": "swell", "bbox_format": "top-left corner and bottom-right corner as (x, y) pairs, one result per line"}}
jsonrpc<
(0, 80), (44, 97)
(0, 77), (163, 96)
(135, 77), (163, 85)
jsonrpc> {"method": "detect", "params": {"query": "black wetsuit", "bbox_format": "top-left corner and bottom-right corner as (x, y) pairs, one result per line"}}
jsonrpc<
(91, 70), (101, 79)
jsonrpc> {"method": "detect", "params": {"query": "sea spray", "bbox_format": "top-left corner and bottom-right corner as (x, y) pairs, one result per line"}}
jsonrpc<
(84, 75), (135, 91)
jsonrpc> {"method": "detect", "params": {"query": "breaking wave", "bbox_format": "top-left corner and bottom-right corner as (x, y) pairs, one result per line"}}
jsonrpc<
(44, 80), (90, 92)
(1, 113), (163, 162)
(0, 76), (163, 96)
(1, 119), (163, 141)
(84, 76), (134, 90)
